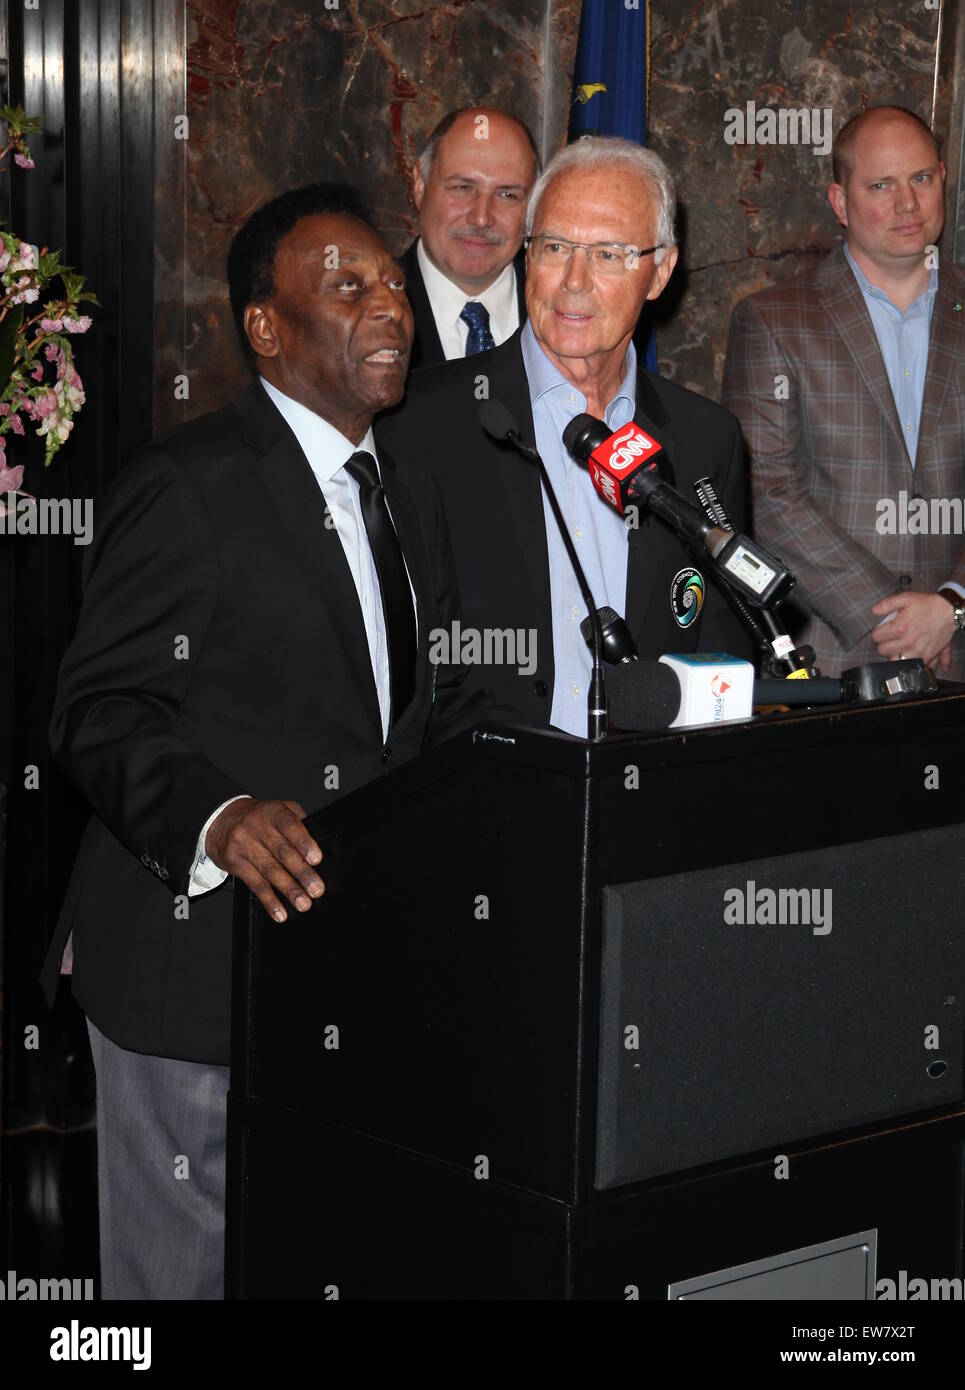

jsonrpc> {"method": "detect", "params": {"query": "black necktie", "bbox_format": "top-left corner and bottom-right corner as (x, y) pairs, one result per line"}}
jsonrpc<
(344, 450), (416, 726)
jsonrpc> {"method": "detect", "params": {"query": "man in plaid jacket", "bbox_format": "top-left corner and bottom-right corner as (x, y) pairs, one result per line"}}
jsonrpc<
(722, 105), (965, 680)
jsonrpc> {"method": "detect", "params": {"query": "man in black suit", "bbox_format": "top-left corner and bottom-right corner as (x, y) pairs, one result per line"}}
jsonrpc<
(378, 137), (751, 735)
(41, 183), (490, 1299)
(402, 106), (538, 370)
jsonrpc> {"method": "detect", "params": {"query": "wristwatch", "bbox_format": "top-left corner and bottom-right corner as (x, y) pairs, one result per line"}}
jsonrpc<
(938, 588), (965, 634)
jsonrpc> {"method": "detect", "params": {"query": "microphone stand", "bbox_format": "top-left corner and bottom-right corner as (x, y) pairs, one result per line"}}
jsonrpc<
(503, 429), (608, 741)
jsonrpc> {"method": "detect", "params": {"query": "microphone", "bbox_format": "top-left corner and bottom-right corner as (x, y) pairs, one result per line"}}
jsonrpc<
(605, 652), (755, 730)
(754, 676), (853, 706)
(693, 474), (815, 679)
(579, 606), (637, 663)
(605, 661), (681, 731)
(562, 414), (795, 610)
(478, 400), (608, 741)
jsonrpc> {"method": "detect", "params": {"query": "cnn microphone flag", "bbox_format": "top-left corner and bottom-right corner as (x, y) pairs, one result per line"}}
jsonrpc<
(568, 0), (658, 372)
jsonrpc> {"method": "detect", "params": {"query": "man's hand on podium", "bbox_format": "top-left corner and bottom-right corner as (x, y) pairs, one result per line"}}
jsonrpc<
(205, 798), (324, 922)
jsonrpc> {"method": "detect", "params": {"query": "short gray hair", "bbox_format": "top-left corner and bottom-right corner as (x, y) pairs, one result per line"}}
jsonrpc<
(525, 136), (677, 265)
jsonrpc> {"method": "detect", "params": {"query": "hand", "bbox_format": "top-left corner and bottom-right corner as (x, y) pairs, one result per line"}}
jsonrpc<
(205, 798), (324, 922)
(870, 592), (957, 667)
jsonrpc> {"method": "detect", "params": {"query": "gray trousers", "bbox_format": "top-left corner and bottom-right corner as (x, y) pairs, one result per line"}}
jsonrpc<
(85, 1016), (230, 1300)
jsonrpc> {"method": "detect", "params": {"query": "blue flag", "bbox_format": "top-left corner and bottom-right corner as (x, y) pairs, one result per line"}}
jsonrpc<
(569, 0), (657, 371)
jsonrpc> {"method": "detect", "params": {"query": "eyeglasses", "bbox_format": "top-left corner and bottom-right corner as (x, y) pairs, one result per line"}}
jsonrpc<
(523, 234), (664, 275)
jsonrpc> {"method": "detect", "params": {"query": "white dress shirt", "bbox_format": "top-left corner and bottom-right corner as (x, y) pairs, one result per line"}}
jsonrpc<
(416, 238), (519, 359)
(188, 377), (417, 896)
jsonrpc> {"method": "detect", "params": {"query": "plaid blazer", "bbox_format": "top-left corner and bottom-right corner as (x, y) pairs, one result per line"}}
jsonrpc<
(721, 245), (965, 679)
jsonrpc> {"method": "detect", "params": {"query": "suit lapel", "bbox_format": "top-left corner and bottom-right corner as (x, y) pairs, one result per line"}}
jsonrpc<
(402, 241), (445, 371)
(237, 383), (383, 740)
(819, 251), (910, 464)
(512, 248), (527, 327)
(625, 368), (675, 649)
(917, 272), (965, 473)
(487, 333), (554, 642)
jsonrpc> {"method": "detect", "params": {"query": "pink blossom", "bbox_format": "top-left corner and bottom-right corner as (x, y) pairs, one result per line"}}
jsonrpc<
(32, 389), (58, 419)
(0, 250), (9, 273)
(0, 403), (9, 416)
(42, 319), (64, 335)
(10, 278), (40, 305)
(14, 153), (35, 170)
(9, 412), (24, 435)
(57, 373), (85, 410)
(0, 459), (24, 493)
(62, 315), (93, 334)
(16, 242), (38, 269)
(30, 363), (43, 381)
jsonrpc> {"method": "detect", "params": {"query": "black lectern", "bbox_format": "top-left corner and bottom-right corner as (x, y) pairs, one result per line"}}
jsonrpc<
(226, 692), (965, 1299)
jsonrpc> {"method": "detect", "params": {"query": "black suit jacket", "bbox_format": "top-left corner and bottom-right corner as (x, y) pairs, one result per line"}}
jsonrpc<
(42, 380), (490, 1064)
(401, 240), (528, 372)
(376, 330), (752, 725)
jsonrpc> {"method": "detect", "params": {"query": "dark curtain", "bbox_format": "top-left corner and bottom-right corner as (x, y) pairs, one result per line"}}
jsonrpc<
(0, 0), (160, 1278)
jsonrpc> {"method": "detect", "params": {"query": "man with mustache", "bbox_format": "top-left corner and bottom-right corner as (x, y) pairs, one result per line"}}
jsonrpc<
(403, 106), (540, 370)
(41, 183), (491, 1298)
(723, 105), (965, 678)
(378, 136), (751, 732)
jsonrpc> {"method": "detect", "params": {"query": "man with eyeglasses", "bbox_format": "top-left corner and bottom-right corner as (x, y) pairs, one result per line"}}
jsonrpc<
(402, 106), (540, 371)
(377, 136), (751, 732)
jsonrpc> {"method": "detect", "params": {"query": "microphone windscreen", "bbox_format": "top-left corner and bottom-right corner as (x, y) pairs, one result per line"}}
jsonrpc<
(562, 412), (607, 464)
(478, 400), (519, 442)
(579, 606), (622, 644)
(605, 661), (681, 731)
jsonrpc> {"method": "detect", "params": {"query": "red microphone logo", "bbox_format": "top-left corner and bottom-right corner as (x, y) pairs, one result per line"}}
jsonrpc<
(587, 423), (664, 513)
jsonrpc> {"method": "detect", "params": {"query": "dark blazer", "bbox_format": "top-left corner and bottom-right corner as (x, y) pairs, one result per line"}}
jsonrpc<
(42, 380), (491, 1065)
(376, 329), (752, 725)
(401, 240), (528, 372)
(722, 247), (965, 679)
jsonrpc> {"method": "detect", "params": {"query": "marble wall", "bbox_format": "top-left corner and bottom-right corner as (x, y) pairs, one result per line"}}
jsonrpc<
(156, 0), (956, 428)
(647, 0), (946, 396)
(157, 0), (580, 429)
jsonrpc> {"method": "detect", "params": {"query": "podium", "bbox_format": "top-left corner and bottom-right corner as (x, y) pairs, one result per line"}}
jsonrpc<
(226, 692), (965, 1299)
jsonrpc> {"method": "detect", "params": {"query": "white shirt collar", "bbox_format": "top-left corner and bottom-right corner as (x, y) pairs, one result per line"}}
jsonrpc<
(415, 237), (518, 343)
(259, 376), (377, 482)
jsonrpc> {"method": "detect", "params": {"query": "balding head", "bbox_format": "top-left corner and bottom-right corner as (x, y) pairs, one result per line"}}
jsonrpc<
(412, 106), (540, 295)
(832, 105), (939, 187)
(828, 104), (946, 282)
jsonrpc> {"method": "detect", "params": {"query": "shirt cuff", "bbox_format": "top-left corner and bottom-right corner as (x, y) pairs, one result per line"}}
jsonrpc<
(187, 794), (252, 897)
(939, 582), (965, 603)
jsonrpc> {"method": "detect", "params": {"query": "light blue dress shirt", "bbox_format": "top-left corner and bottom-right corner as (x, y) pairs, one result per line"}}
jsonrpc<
(844, 243), (937, 467)
(520, 320), (636, 737)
